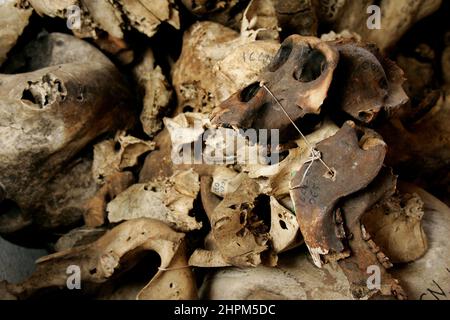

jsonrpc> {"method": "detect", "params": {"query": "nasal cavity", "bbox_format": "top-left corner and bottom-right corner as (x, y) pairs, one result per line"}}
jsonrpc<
(267, 41), (293, 72)
(240, 82), (261, 102)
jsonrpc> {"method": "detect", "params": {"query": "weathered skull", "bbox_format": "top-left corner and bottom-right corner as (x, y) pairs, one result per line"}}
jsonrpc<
(326, 41), (408, 123)
(0, 33), (134, 230)
(211, 35), (339, 139)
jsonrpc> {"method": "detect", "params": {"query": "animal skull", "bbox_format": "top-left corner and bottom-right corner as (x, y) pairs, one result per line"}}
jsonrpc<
(211, 35), (339, 139)
(0, 33), (134, 231)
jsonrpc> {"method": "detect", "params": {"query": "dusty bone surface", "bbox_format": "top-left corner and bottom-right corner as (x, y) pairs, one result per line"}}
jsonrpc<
(0, 33), (134, 231)
(0, 0), (449, 302)
(0, 0), (33, 66)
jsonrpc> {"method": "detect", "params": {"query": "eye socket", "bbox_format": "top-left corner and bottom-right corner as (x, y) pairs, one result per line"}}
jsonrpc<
(267, 41), (293, 72)
(358, 111), (374, 123)
(293, 47), (327, 82)
(240, 82), (261, 102)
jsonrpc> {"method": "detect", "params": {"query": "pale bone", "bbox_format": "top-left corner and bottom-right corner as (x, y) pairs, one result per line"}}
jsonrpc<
(28, 0), (76, 16)
(107, 169), (202, 232)
(164, 112), (268, 168)
(320, 30), (362, 42)
(28, 0), (180, 39)
(391, 182), (450, 300)
(203, 127), (269, 166)
(164, 112), (210, 162)
(317, 0), (442, 52)
(28, 0), (99, 39)
(81, 0), (124, 38)
(92, 131), (155, 184)
(114, 0), (180, 38)
(269, 196), (301, 253)
(55, 226), (107, 252)
(362, 192), (428, 264)
(0, 33), (133, 231)
(134, 49), (173, 137)
(242, 0), (279, 41)
(210, 167), (245, 198)
(5, 218), (197, 300)
(0, 0), (33, 66)
(172, 21), (279, 114)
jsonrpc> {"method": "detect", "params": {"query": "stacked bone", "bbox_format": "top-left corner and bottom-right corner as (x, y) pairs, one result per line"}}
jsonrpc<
(0, 0), (449, 300)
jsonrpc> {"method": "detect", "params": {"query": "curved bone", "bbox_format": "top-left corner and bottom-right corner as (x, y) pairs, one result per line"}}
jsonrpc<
(107, 169), (202, 232)
(0, 0), (32, 66)
(290, 121), (386, 266)
(269, 196), (301, 253)
(137, 240), (197, 300)
(4, 218), (197, 300)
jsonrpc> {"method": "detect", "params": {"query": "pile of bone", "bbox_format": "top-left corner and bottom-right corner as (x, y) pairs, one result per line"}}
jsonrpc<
(0, 0), (449, 300)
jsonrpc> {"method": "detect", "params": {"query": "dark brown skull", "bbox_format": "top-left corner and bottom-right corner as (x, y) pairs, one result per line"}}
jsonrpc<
(326, 41), (408, 123)
(211, 35), (339, 138)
